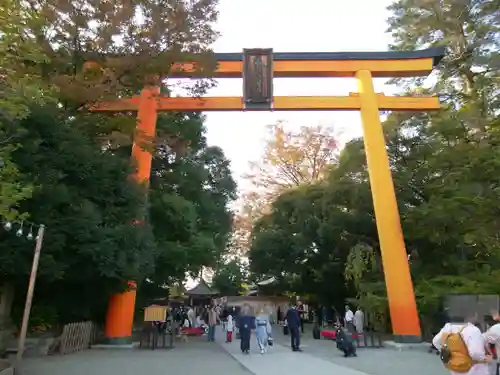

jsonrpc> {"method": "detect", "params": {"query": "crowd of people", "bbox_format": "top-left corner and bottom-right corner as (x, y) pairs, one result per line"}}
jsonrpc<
(156, 300), (366, 357)
(165, 301), (294, 355)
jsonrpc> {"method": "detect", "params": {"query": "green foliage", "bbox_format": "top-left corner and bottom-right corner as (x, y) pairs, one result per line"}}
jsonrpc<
(141, 112), (236, 299)
(212, 259), (247, 296)
(0, 108), (236, 327)
(0, 0), (53, 120)
(249, 183), (355, 307)
(0, 145), (32, 220)
(0, 0), (55, 220)
(0, 105), (156, 324)
(27, 0), (220, 105)
(344, 244), (377, 290)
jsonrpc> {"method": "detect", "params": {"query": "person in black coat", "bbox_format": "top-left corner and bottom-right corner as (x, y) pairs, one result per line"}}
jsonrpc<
(237, 304), (255, 354)
(334, 323), (357, 357)
(285, 305), (302, 352)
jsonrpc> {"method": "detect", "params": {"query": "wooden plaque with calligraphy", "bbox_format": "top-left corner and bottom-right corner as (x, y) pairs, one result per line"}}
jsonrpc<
(243, 48), (274, 109)
(144, 306), (167, 322)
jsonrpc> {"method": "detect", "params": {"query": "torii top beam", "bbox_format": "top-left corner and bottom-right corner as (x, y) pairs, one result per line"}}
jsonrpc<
(169, 46), (445, 78)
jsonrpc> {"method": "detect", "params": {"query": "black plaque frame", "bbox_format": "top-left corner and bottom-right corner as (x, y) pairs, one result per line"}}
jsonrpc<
(243, 48), (274, 109)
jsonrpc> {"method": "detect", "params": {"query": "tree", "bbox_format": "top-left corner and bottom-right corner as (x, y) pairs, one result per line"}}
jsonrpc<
(0, 0), (52, 120)
(1, 108), (237, 328)
(233, 123), (340, 258)
(248, 182), (360, 306)
(1, 0), (221, 156)
(243, 122), (340, 203)
(387, 0), (499, 121)
(0, 146), (33, 220)
(212, 259), (247, 296)
(377, 0), (498, 329)
(1, 104), (156, 326)
(0, 0), (55, 220)
(0, 0), (223, 227)
(226, 192), (266, 257)
(140, 112), (237, 302)
(22, 0), (219, 106)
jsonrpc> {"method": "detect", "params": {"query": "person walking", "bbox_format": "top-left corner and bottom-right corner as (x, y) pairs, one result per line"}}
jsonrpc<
(207, 304), (219, 342)
(354, 307), (364, 335)
(344, 305), (355, 333)
(238, 304), (255, 354)
(187, 306), (195, 328)
(255, 307), (271, 354)
(222, 307), (230, 332)
(226, 314), (234, 343)
(297, 302), (305, 334)
(286, 304), (302, 352)
(433, 312), (491, 375)
(483, 311), (500, 375)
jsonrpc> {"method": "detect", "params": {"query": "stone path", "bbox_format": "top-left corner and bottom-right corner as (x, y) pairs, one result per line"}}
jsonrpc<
(17, 326), (449, 375)
(19, 338), (252, 375)
(219, 331), (370, 375)
(269, 325), (448, 375)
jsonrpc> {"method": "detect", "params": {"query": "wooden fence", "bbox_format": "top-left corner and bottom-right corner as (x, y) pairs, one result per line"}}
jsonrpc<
(139, 321), (174, 350)
(59, 321), (96, 354)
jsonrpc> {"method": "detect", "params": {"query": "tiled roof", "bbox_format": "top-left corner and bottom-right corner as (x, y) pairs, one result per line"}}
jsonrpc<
(185, 279), (219, 296)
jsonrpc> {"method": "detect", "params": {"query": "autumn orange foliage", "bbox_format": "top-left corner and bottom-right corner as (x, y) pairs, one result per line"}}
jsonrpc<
(229, 121), (341, 256)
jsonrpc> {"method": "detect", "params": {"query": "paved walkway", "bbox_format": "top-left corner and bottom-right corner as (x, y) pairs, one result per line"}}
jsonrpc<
(17, 326), (448, 375)
(269, 325), (448, 375)
(19, 338), (252, 375)
(220, 332), (370, 375)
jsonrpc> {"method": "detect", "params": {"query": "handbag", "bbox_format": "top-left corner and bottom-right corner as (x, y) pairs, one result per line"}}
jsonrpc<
(267, 336), (274, 346)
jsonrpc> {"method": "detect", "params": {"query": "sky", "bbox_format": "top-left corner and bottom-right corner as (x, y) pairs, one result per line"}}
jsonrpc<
(201, 0), (397, 195)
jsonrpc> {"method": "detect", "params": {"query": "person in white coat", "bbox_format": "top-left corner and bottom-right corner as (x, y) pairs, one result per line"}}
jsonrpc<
(226, 314), (234, 343)
(483, 311), (500, 375)
(255, 307), (271, 354)
(354, 308), (364, 334)
(187, 306), (195, 328)
(344, 305), (355, 333)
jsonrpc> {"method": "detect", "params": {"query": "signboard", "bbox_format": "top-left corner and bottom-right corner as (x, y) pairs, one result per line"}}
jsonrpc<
(243, 48), (273, 109)
(144, 305), (167, 322)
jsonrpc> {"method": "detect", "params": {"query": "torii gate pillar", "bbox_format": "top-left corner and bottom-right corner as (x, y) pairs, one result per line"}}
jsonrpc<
(357, 70), (420, 341)
(104, 86), (159, 345)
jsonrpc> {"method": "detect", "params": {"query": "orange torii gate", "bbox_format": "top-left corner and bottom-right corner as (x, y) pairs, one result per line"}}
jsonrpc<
(91, 47), (445, 345)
